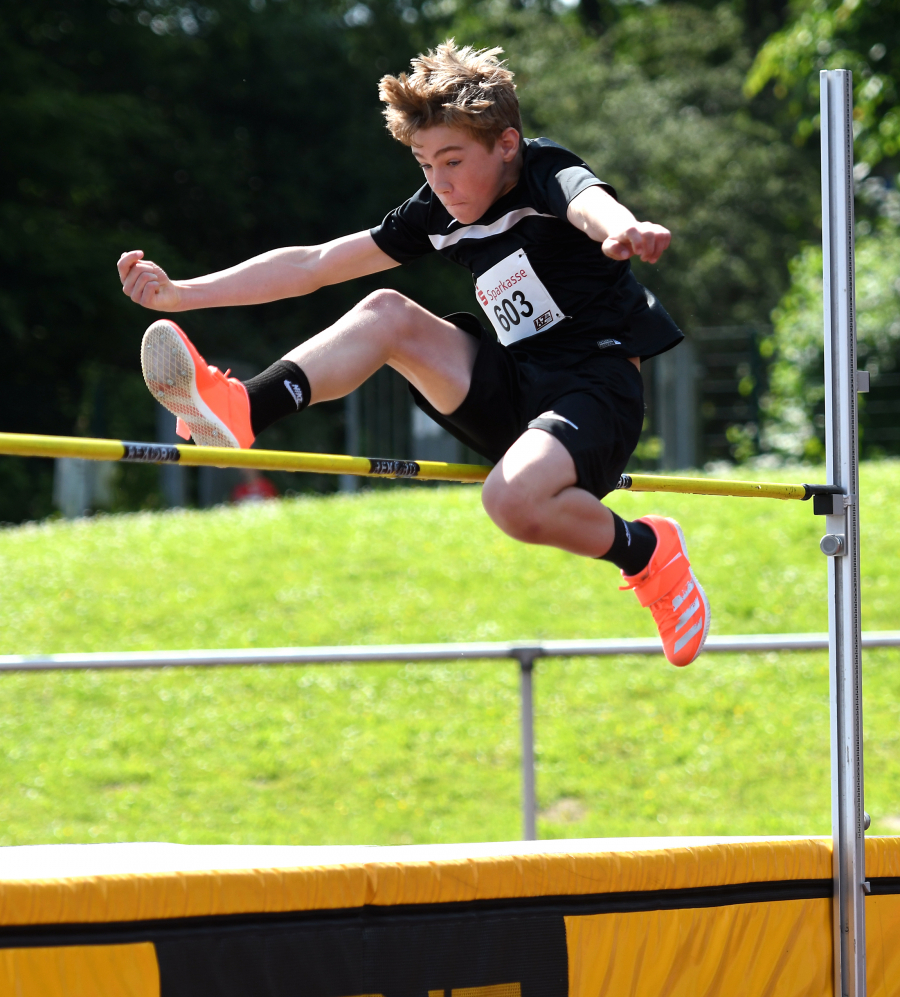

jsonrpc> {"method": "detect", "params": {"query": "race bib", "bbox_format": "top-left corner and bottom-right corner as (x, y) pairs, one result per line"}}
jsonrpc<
(474, 249), (565, 346)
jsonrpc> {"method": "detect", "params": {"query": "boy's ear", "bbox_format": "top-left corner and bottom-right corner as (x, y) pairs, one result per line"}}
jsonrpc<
(496, 127), (521, 162)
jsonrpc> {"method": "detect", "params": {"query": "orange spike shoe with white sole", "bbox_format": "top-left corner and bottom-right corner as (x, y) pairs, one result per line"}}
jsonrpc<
(141, 319), (255, 449)
(619, 515), (710, 666)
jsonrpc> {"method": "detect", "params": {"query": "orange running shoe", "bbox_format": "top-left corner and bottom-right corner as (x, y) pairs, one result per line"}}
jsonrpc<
(141, 320), (255, 449)
(619, 515), (710, 667)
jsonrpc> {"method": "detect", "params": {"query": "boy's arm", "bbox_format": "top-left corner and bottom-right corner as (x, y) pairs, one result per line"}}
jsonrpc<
(566, 186), (670, 265)
(117, 231), (400, 312)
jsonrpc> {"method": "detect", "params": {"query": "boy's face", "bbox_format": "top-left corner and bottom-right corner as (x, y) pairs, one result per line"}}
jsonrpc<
(411, 125), (521, 224)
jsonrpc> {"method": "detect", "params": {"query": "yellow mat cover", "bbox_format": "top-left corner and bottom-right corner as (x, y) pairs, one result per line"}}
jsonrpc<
(0, 836), (840, 925)
(0, 837), (897, 997)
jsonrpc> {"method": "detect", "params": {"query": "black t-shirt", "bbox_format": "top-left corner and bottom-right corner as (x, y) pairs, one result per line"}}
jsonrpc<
(370, 137), (682, 365)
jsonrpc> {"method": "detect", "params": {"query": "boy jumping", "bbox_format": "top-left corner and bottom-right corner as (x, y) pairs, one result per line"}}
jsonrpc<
(116, 41), (709, 666)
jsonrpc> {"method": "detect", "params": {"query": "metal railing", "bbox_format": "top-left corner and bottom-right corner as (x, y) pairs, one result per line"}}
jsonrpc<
(4, 631), (898, 841)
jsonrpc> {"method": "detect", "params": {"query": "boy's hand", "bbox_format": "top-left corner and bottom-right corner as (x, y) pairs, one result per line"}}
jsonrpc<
(601, 222), (671, 264)
(117, 250), (182, 311)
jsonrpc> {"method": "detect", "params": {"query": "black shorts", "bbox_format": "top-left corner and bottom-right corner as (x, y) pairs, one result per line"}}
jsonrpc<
(409, 313), (645, 500)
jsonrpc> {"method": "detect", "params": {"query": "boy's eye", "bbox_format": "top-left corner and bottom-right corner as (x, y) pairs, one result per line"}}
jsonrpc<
(447, 159), (461, 166)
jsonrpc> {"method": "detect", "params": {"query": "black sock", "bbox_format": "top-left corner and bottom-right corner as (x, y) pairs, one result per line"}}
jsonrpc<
(598, 513), (658, 576)
(243, 360), (311, 436)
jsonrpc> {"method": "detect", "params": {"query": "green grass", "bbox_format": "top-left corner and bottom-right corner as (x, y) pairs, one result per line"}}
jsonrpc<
(1, 461), (899, 846)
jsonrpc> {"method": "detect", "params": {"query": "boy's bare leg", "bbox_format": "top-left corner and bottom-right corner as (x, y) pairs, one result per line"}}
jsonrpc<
(483, 429), (711, 668)
(481, 429), (616, 558)
(137, 288), (475, 448)
(282, 293), (613, 558)
(282, 289), (478, 416)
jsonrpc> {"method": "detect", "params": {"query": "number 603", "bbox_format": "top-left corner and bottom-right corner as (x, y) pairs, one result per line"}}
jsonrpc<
(493, 290), (534, 332)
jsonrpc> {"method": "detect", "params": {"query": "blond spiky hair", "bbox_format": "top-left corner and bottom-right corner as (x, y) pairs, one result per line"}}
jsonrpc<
(379, 40), (521, 147)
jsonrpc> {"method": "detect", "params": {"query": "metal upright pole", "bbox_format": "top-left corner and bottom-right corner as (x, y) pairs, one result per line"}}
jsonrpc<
(820, 69), (867, 997)
(518, 651), (537, 840)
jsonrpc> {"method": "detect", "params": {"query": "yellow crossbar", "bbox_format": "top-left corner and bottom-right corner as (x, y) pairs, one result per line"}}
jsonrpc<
(618, 473), (810, 501)
(0, 432), (488, 483)
(0, 431), (836, 500)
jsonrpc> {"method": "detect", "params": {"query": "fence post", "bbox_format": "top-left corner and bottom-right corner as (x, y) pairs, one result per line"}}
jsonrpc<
(156, 406), (187, 508)
(821, 68), (867, 997)
(516, 649), (538, 841)
(339, 391), (361, 493)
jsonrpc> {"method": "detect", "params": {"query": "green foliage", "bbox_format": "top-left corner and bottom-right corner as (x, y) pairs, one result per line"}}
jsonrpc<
(577, 0), (791, 45)
(0, 0), (471, 519)
(762, 223), (900, 459)
(451, 2), (817, 333)
(743, 0), (900, 458)
(0, 0), (836, 526)
(2, 466), (900, 843)
(746, 0), (900, 170)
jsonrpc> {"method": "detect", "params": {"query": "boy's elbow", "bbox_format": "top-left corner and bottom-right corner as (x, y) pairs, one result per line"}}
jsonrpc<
(281, 246), (325, 295)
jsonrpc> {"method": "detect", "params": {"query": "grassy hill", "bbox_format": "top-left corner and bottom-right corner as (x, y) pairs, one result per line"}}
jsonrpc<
(1, 461), (899, 846)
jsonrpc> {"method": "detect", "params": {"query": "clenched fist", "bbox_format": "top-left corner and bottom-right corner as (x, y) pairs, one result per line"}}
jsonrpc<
(117, 250), (182, 311)
(601, 221), (671, 265)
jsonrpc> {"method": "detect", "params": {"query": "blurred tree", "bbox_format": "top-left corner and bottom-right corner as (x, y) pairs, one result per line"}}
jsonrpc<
(0, 0), (828, 523)
(452, 1), (817, 334)
(746, 0), (900, 172)
(445, 1), (820, 465)
(580, 0), (790, 46)
(0, 0), (471, 521)
(762, 213), (900, 462)
(746, 0), (900, 459)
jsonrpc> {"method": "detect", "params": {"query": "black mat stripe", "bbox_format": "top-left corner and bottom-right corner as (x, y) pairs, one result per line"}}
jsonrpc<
(870, 876), (900, 895)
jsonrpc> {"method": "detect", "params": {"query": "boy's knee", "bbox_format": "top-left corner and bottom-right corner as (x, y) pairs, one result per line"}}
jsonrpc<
(482, 477), (546, 544)
(352, 290), (420, 352)
(358, 289), (413, 326)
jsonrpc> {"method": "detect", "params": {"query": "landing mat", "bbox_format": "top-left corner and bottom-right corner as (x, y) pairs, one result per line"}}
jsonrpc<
(1, 837), (899, 995)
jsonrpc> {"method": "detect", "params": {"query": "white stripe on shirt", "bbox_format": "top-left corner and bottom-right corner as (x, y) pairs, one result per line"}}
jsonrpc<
(428, 207), (557, 250)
